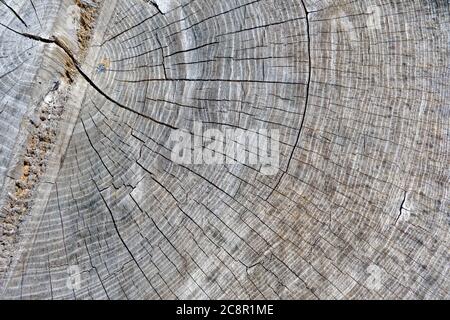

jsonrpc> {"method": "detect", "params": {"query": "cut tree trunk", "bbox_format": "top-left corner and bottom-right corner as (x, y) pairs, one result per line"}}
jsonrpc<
(0, 0), (448, 299)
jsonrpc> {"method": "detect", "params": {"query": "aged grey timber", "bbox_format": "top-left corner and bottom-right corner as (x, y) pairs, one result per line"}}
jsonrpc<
(0, 0), (449, 299)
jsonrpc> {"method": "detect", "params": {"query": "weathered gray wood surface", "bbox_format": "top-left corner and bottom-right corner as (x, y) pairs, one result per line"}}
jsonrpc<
(0, 0), (448, 299)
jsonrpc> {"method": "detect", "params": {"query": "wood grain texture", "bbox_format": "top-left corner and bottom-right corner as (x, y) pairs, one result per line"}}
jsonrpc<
(0, 0), (448, 299)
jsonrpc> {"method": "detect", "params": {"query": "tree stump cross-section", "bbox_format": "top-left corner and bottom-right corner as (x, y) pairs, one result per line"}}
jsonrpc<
(0, 0), (448, 299)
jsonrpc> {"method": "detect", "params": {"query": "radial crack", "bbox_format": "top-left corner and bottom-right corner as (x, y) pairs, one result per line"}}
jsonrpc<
(0, 23), (178, 131)
(0, 0), (28, 28)
(267, 1), (311, 200)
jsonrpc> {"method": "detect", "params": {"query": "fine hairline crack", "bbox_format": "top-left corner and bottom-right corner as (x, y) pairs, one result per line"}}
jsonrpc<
(0, 23), (178, 131)
(266, 0), (311, 200)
